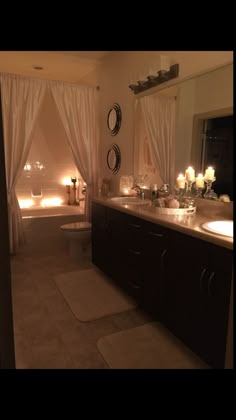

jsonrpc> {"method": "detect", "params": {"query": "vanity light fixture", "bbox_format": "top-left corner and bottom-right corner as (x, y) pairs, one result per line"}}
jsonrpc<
(129, 64), (179, 94)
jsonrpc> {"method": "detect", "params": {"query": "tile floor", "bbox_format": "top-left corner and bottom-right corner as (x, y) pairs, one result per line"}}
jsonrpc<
(10, 248), (152, 369)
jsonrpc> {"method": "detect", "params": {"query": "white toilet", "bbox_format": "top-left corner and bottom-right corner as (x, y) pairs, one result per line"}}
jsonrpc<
(60, 221), (92, 259)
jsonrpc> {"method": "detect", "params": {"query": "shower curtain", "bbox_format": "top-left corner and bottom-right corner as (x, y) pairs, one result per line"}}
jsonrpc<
(0, 73), (46, 254)
(139, 93), (176, 191)
(49, 81), (100, 221)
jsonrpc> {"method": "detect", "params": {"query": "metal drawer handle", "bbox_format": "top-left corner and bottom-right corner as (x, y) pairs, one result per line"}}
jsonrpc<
(129, 224), (141, 229)
(128, 248), (141, 256)
(199, 268), (206, 292)
(208, 271), (215, 297)
(161, 248), (166, 271)
(149, 231), (164, 237)
(128, 280), (141, 289)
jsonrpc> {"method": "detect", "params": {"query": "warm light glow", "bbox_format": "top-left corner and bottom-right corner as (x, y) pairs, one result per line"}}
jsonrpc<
(62, 177), (72, 186)
(24, 163), (31, 171)
(196, 173), (205, 188)
(19, 199), (34, 209)
(205, 166), (215, 181)
(40, 197), (63, 207)
(185, 166), (195, 181)
(122, 188), (130, 195)
(176, 173), (185, 188)
(202, 221), (233, 238)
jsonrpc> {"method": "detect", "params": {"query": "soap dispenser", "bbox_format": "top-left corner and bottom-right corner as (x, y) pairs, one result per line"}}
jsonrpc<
(151, 184), (158, 201)
(157, 184), (170, 198)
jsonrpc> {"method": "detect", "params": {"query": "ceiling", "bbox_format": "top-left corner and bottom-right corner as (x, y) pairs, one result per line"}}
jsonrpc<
(0, 51), (233, 86)
(0, 51), (110, 84)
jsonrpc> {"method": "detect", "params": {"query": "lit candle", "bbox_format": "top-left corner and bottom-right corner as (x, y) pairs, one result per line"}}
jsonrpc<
(176, 173), (186, 189)
(185, 166), (195, 181)
(195, 173), (205, 188)
(205, 166), (215, 181)
(122, 187), (130, 195)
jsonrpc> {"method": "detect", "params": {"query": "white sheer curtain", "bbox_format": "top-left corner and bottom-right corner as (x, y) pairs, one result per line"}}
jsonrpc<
(139, 94), (176, 191)
(0, 73), (46, 254)
(49, 81), (99, 221)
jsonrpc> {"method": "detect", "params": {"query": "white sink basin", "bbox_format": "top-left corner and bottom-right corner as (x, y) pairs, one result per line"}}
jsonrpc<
(109, 197), (151, 206)
(201, 220), (233, 238)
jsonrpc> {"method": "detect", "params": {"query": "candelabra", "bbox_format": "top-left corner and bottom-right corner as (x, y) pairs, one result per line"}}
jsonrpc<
(184, 179), (195, 198)
(182, 178), (196, 208)
(195, 186), (204, 198)
(71, 177), (80, 205)
(203, 177), (217, 200)
(66, 185), (71, 205)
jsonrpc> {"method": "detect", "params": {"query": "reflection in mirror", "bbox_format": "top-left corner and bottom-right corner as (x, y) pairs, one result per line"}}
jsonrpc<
(107, 144), (121, 174)
(107, 103), (122, 136)
(134, 64), (233, 200)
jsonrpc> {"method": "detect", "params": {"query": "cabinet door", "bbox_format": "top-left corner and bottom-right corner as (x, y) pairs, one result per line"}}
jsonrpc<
(141, 221), (169, 318)
(165, 230), (232, 368)
(91, 202), (112, 275)
(164, 231), (209, 347)
(123, 213), (145, 300)
(108, 207), (127, 286)
(196, 244), (232, 368)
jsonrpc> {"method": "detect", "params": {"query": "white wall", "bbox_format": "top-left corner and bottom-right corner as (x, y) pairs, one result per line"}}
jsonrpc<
(194, 64), (233, 114)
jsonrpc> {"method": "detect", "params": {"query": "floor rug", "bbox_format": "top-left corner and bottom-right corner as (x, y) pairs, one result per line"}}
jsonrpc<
(97, 322), (208, 369)
(54, 268), (136, 322)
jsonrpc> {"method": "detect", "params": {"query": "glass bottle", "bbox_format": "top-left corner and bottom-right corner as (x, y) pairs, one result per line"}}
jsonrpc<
(157, 183), (170, 198)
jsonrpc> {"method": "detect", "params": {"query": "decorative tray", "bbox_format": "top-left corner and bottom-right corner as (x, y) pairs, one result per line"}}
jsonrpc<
(154, 206), (196, 215)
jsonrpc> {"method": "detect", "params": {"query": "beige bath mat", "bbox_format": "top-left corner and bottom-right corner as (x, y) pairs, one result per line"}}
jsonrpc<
(97, 322), (208, 369)
(54, 268), (136, 322)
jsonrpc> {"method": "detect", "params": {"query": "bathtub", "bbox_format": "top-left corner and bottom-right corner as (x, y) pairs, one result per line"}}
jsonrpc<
(21, 203), (84, 218)
(20, 203), (85, 254)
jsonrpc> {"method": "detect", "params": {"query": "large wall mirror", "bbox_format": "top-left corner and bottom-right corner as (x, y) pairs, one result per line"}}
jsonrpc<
(135, 63), (233, 199)
(107, 103), (122, 136)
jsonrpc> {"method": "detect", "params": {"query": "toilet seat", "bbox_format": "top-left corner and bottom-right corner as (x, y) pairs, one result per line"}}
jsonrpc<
(60, 221), (91, 232)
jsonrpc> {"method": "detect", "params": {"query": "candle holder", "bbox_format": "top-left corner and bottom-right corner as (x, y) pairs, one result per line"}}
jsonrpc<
(66, 185), (71, 205)
(71, 177), (80, 205)
(203, 177), (217, 200)
(195, 187), (204, 198)
(184, 179), (195, 199)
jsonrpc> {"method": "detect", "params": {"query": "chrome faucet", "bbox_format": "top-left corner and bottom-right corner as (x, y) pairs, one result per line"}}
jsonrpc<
(131, 185), (145, 200)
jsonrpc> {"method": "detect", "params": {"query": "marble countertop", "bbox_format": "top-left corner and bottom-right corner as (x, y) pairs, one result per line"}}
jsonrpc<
(92, 196), (233, 250)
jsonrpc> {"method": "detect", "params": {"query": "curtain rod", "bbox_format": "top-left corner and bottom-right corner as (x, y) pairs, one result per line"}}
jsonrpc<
(0, 71), (98, 91)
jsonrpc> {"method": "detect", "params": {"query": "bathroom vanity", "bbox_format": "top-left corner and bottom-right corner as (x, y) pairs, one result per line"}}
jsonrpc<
(91, 197), (233, 369)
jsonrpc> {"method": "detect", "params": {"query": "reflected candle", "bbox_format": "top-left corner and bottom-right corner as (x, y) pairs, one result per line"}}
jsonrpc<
(205, 166), (215, 180)
(185, 166), (195, 181)
(176, 174), (186, 189)
(196, 174), (205, 188)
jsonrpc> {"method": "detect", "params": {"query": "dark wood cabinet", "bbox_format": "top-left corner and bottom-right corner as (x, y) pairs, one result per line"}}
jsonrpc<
(91, 201), (232, 368)
(161, 230), (232, 369)
(141, 221), (169, 318)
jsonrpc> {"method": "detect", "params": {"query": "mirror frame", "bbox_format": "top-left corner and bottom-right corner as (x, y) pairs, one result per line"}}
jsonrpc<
(107, 103), (122, 136)
(107, 143), (121, 174)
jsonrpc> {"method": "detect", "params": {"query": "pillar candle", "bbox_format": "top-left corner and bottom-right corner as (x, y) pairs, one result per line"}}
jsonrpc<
(205, 166), (215, 180)
(196, 174), (205, 188)
(176, 174), (186, 188)
(185, 166), (195, 181)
